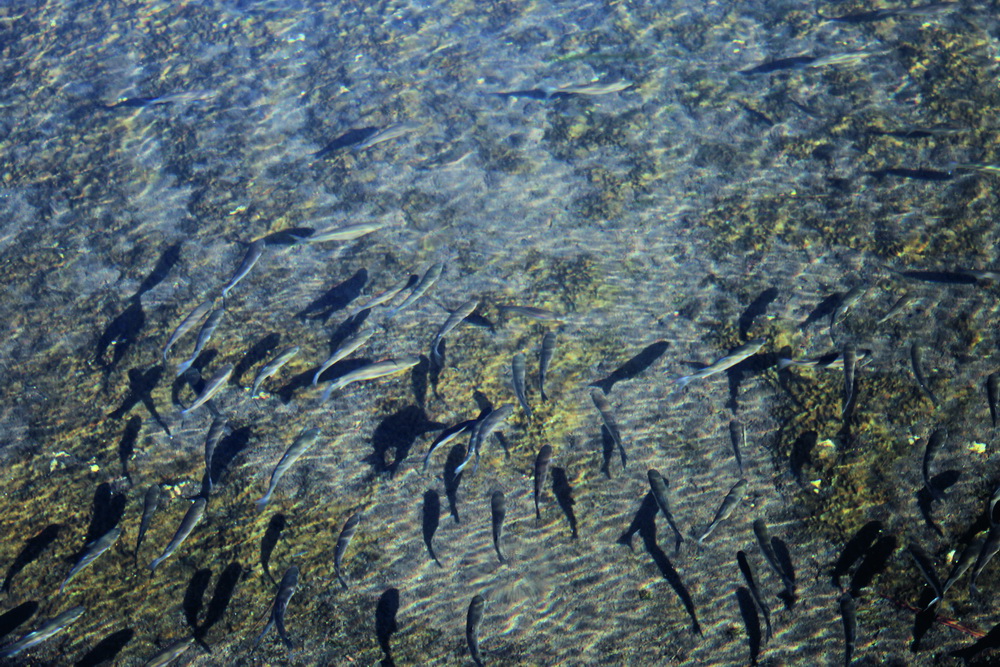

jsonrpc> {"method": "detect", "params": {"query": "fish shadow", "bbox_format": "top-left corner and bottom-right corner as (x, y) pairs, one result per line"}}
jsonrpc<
(443, 445), (466, 524)
(552, 466), (578, 539)
(108, 364), (169, 435)
(422, 490), (442, 567)
(849, 535), (897, 598)
(314, 127), (381, 159)
(734, 586), (761, 666)
(0, 600), (39, 641)
(375, 587), (400, 667)
(75, 483), (126, 555)
(183, 568), (213, 632)
(74, 627), (135, 667)
(831, 521), (882, 588)
(94, 298), (145, 373)
(117, 416), (142, 484)
(590, 341), (669, 394)
(195, 562), (244, 645)
(739, 287), (778, 340)
(367, 406), (444, 477)
(297, 269), (368, 322)
(3, 525), (62, 594)
(207, 427), (253, 492)
(234, 333), (282, 386)
(917, 472), (960, 536)
(637, 503), (701, 635)
(260, 514), (287, 586)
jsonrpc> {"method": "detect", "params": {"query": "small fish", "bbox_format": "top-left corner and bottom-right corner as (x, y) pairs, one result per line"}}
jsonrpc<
(969, 525), (1000, 595)
(176, 307), (225, 375)
(938, 535), (984, 603)
(922, 429), (947, 500)
(180, 363), (233, 418)
(809, 49), (890, 68)
(729, 420), (745, 475)
(203, 417), (227, 492)
(255, 565), (299, 648)
(550, 79), (633, 96)
(135, 484), (161, 557)
(456, 405), (515, 474)
(697, 479), (748, 545)
(352, 120), (421, 152)
(777, 349), (870, 371)
(648, 470), (684, 552)
(737, 551), (772, 642)
(349, 274), (417, 317)
(143, 637), (194, 667)
(497, 304), (563, 322)
(466, 594), (485, 667)
(313, 327), (376, 385)
(423, 420), (474, 471)
(256, 427), (322, 512)
(533, 445), (552, 520)
(754, 519), (796, 605)
(335, 512), (361, 590)
(674, 338), (766, 390)
(868, 167), (954, 181)
(251, 346), (300, 396)
(386, 263), (443, 318)
(162, 300), (213, 363)
(740, 55), (817, 76)
(150, 498), (207, 573)
(911, 343), (939, 406)
(293, 221), (386, 243)
(842, 344), (857, 417)
(511, 353), (531, 421)
(840, 592), (857, 667)
(538, 331), (556, 402)
(431, 299), (479, 367)
(60, 524), (121, 593)
(832, 286), (867, 328)
(319, 356), (421, 402)
(591, 389), (626, 469)
(0, 605), (86, 659)
(490, 490), (507, 563)
(221, 240), (264, 300)
(907, 542), (943, 608)
(877, 292), (920, 324)
(990, 373), (1000, 428)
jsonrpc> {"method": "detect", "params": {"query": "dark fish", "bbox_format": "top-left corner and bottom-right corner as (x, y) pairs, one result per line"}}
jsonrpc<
(910, 344), (939, 406)
(922, 429), (948, 500)
(907, 542), (943, 608)
(533, 445), (552, 521)
(867, 167), (953, 181)
(777, 348), (870, 371)
(374, 588), (400, 665)
(352, 120), (421, 152)
(737, 551), (772, 642)
(221, 239), (265, 299)
(203, 417), (227, 493)
(335, 512), (361, 590)
(176, 307), (225, 375)
(260, 514), (286, 584)
(255, 427), (322, 512)
(734, 587), (761, 665)
(840, 593), (857, 667)
(754, 519), (796, 607)
(849, 536), (896, 597)
(135, 484), (160, 557)
(831, 286), (866, 329)
(490, 490), (507, 563)
(422, 490), (442, 566)
(319, 356), (421, 402)
(939, 535), (985, 603)
(740, 55), (817, 75)
(988, 373), (999, 428)
(538, 331), (556, 401)
(254, 565), (299, 649)
(648, 470), (684, 553)
(0, 605), (86, 659)
(590, 389), (626, 470)
(150, 498), (207, 573)
(969, 525), (1000, 596)
(827, 2), (957, 22)
(466, 594), (485, 667)
(60, 525), (121, 593)
(697, 479), (747, 545)
(729, 420), (745, 475)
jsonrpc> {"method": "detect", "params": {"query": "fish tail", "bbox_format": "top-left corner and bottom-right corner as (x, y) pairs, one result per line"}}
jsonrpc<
(176, 358), (194, 376)
(255, 492), (272, 514)
(674, 375), (692, 390)
(776, 358), (794, 370)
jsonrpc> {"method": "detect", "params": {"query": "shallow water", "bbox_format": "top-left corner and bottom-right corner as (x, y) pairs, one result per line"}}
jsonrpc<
(2, 0), (1000, 665)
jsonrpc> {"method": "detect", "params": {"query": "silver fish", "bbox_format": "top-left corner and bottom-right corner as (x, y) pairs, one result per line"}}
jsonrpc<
(335, 512), (361, 590)
(162, 300), (213, 363)
(674, 338), (766, 390)
(150, 498), (207, 573)
(910, 343), (938, 406)
(386, 262), (443, 318)
(697, 479), (748, 545)
(180, 363), (233, 418)
(60, 524), (121, 593)
(456, 405), (514, 474)
(255, 427), (322, 512)
(937, 535), (984, 604)
(809, 49), (890, 68)
(320, 356), (421, 402)
(832, 286), (867, 328)
(539, 331), (556, 402)
(907, 543), (943, 608)
(591, 389), (626, 469)
(497, 304), (563, 322)
(533, 445), (552, 520)
(221, 239), (265, 299)
(777, 348), (869, 371)
(877, 292), (920, 324)
(490, 490), (507, 563)
(255, 565), (299, 648)
(353, 121), (421, 152)
(251, 346), (300, 396)
(0, 605), (86, 658)
(466, 594), (485, 667)
(135, 484), (161, 556)
(511, 353), (531, 421)
(203, 417), (227, 492)
(176, 307), (225, 375)
(969, 525), (1000, 595)
(313, 328), (375, 385)
(551, 79), (633, 96)
(431, 299), (479, 367)
(143, 637), (194, 667)
(648, 470), (684, 552)
(424, 420), (473, 472)
(295, 221), (386, 243)
(349, 274), (416, 317)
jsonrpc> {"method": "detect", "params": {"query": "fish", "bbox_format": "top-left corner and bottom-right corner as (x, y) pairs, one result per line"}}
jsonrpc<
(466, 594), (485, 667)
(697, 479), (748, 545)
(176, 307), (225, 375)
(907, 543), (943, 608)
(143, 637), (194, 667)
(431, 299), (479, 367)
(255, 427), (322, 512)
(877, 292), (920, 324)
(162, 300), (213, 363)
(313, 327), (376, 385)
(895, 269), (982, 285)
(737, 550), (772, 642)
(497, 304), (563, 322)
(511, 353), (531, 421)
(135, 484), (161, 557)
(319, 356), (421, 402)
(840, 592), (857, 667)
(831, 286), (867, 328)
(107, 89), (218, 108)
(990, 373), (1000, 428)
(533, 445), (552, 520)
(538, 331), (556, 401)
(221, 239), (265, 300)
(251, 346), (299, 396)
(911, 344), (939, 406)
(423, 420), (474, 472)
(809, 49), (890, 68)
(922, 429), (947, 500)
(455, 405), (514, 474)
(335, 512), (361, 590)
(969, 525), (1000, 595)
(938, 535), (984, 603)
(842, 345), (857, 418)
(352, 120), (421, 152)
(868, 167), (954, 181)
(648, 470), (684, 553)
(0, 605), (86, 658)
(776, 349), (870, 371)
(203, 417), (227, 493)
(490, 490), (507, 564)
(180, 363), (233, 418)
(150, 497), (207, 573)
(674, 338), (766, 390)
(255, 565), (299, 648)
(590, 389), (626, 469)
(826, 2), (957, 22)
(60, 524), (121, 593)
(348, 274), (417, 317)
(739, 55), (817, 75)
(292, 221), (386, 243)
(386, 263), (443, 318)
(729, 420), (745, 475)
(754, 519), (796, 606)
(549, 79), (633, 96)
